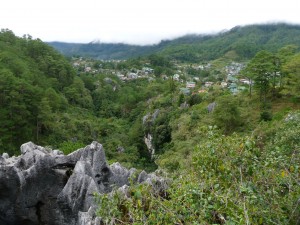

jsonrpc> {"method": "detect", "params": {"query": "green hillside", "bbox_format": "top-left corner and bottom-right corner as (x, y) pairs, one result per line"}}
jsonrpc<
(1, 28), (300, 224)
(160, 23), (300, 61)
(48, 23), (300, 61)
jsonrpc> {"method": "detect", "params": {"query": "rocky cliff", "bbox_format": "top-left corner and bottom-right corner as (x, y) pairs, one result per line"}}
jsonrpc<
(0, 141), (164, 225)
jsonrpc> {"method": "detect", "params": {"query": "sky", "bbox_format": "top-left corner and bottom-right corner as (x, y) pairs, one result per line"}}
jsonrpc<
(1, 0), (300, 45)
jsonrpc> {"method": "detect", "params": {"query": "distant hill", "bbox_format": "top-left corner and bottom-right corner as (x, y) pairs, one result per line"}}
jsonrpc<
(48, 23), (300, 61)
(48, 41), (172, 60)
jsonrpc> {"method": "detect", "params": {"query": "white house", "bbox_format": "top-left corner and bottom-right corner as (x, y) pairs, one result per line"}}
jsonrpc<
(240, 79), (251, 85)
(186, 82), (196, 88)
(127, 73), (138, 79)
(221, 82), (228, 88)
(205, 81), (214, 87)
(173, 74), (180, 81)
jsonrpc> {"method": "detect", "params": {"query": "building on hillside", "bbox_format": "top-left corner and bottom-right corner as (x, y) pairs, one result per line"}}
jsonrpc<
(228, 83), (238, 94)
(204, 81), (214, 87)
(173, 74), (180, 81)
(142, 67), (154, 74)
(117, 74), (126, 81)
(240, 79), (251, 85)
(85, 66), (92, 72)
(161, 74), (168, 80)
(186, 81), (196, 88)
(180, 88), (190, 95)
(198, 89), (208, 93)
(227, 75), (238, 82)
(73, 62), (80, 67)
(221, 82), (228, 88)
(127, 73), (138, 79)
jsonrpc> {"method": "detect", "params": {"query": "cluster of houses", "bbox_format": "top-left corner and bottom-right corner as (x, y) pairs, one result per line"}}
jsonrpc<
(72, 57), (251, 96)
(225, 62), (249, 94)
(72, 57), (155, 81)
(72, 58), (101, 74)
(116, 67), (155, 81)
(177, 61), (250, 95)
(73, 61), (98, 74)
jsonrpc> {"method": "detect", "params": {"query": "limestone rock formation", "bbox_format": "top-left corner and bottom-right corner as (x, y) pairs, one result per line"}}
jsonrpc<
(0, 141), (163, 225)
(143, 109), (160, 158)
(207, 102), (217, 113)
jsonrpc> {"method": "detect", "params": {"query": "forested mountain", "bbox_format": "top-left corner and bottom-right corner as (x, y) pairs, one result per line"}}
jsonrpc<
(1, 28), (300, 224)
(0, 29), (75, 151)
(48, 23), (300, 61)
(0, 29), (171, 169)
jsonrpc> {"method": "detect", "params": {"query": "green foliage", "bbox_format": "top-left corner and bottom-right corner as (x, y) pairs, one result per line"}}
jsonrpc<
(0, 29), (76, 154)
(0, 68), (40, 153)
(177, 93), (185, 106)
(281, 53), (300, 100)
(2, 28), (300, 224)
(0, 30), (160, 168)
(95, 191), (124, 224)
(148, 54), (171, 67)
(243, 50), (277, 102)
(260, 111), (273, 121)
(59, 141), (85, 155)
(187, 94), (202, 106)
(64, 77), (93, 109)
(213, 95), (243, 134)
(97, 121), (300, 224)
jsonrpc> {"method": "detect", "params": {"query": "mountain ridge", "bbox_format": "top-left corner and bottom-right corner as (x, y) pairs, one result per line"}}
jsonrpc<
(47, 23), (300, 61)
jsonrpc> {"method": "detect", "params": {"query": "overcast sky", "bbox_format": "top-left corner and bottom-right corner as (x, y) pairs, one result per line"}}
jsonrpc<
(1, 0), (300, 45)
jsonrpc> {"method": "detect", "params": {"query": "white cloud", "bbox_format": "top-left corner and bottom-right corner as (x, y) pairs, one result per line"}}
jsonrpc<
(1, 0), (300, 44)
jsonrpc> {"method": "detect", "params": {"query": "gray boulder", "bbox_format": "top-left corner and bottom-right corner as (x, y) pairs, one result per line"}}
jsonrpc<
(207, 102), (217, 113)
(2, 152), (9, 159)
(0, 141), (164, 225)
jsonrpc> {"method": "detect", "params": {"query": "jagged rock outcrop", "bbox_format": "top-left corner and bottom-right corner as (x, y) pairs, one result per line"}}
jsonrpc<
(143, 109), (160, 158)
(207, 102), (217, 113)
(0, 141), (164, 225)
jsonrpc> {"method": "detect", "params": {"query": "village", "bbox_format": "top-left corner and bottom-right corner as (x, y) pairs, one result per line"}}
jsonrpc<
(71, 56), (250, 96)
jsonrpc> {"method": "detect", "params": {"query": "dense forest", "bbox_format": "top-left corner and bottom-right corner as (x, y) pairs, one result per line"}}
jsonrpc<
(1, 27), (300, 224)
(0, 29), (169, 169)
(48, 23), (300, 61)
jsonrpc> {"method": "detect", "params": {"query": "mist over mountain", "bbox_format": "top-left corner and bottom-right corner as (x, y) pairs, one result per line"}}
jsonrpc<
(48, 23), (300, 61)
